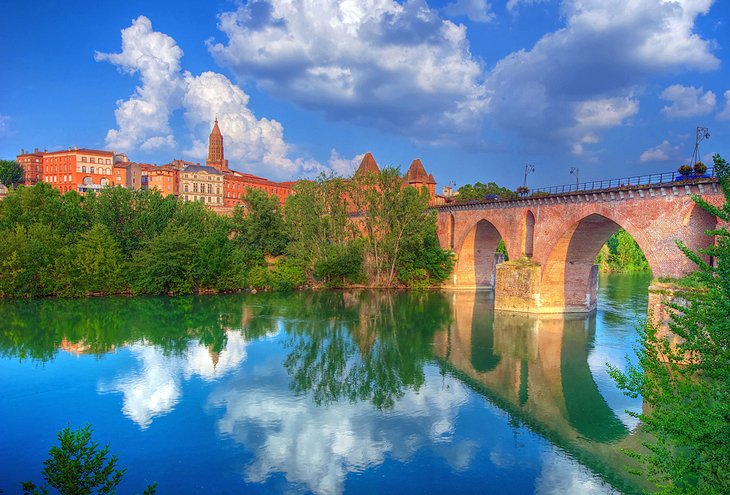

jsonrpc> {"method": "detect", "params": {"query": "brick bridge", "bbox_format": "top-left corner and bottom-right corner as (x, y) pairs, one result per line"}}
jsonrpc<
(435, 178), (724, 313)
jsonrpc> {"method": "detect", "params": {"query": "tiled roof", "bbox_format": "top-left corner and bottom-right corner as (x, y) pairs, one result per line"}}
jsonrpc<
(355, 152), (380, 176)
(181, 164), (223, 175)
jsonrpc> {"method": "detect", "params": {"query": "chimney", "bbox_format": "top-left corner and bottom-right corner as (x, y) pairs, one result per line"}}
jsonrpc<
(34, 148), (38, 153)
(21, 148), (25, 154)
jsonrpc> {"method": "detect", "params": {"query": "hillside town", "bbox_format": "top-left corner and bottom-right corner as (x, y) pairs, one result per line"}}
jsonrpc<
(4, 120), (443, 211)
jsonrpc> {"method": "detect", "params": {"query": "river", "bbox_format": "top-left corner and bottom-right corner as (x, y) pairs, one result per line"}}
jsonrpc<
(0, 273), (652, 494)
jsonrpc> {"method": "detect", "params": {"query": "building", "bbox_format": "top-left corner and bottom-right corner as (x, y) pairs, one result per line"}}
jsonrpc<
(28, 148), (115, 194)
(17, 148), (45, 186)
(196, 120), (294, 207)
(145, 164), (179, 197)
(404, 159), (437, 198)
(352, 152), (438, 203)
(112, 161), (143, 190)
(224, 172), (294, 207)
(180, 164), (224, 205)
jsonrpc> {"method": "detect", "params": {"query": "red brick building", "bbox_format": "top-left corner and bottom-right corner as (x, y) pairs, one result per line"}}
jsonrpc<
(17, 148), (45, 186)
(21, 148), (115, 194)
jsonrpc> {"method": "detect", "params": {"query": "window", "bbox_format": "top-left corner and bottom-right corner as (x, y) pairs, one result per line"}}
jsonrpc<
(90, 167), (95, 174)
(216, 187), (220, 195)
(106, 159), (111, 165)
(193, 183), (198, 193)
(217, 197), (220, 204)
(184, 184), (189, 193)
(90, 157), (95, 163)
(207, 184), (212, 194)
(82, 166), (87, 173)
(106, 168), (111, 174)
(82, 157), (87, 162)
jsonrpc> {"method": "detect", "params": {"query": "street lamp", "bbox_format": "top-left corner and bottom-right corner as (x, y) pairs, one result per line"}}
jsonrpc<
(523, 163), (536, 188)
(570, 167), (579, 186)
(689, 126), (710, 167)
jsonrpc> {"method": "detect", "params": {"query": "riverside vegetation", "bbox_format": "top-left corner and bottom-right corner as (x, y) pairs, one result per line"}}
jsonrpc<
(0, 167), (454, 298)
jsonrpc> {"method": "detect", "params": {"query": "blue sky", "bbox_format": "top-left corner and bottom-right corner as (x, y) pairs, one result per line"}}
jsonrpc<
(1, 0), (729, 189)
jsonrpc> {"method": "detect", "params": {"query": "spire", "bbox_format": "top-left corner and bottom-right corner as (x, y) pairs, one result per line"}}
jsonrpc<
(405, 158), (429, 182)
(207, 118), (229, 171)
(355, 152), (380, 176)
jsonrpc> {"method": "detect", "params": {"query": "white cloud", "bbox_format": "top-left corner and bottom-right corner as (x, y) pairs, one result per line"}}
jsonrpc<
(208, 0), (489, 144)
(639, 139), (681, 163)
(717, 90), (730, 120)
(327, 149), (365, 176)
(209, 366), (471, 495)
(660, 84), (716, 118)
(98, 331), (249, 429)
(97, 16), (326, 179)
(442, 0), (495, 22)
(485, 0), (718, 153)
(535, 449), (618, 495)
(94, 16), (183, 152)
(506, 0), (547, 13)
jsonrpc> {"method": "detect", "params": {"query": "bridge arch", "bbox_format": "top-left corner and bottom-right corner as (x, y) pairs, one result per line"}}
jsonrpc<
(453, 219), (507, 288)
(539, 213), (657, 312)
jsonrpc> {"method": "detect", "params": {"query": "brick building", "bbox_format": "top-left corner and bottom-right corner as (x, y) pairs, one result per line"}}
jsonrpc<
(27, 148), (115, 194)
(17, 148), (44, 186)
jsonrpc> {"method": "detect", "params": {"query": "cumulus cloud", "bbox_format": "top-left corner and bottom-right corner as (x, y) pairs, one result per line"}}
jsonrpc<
(97, 16), (326, 179)
(98, 331), (249, 429)
(639, 139), (681, 163)
(442, 0), (495, 22)
(660, 84), (716, 118)
(485, 0), (718, 153)
(717, 90), (730, 120)
(209, 366), (471, 495)
(327, 149), (366, 176)
(208, 0), (489, 144)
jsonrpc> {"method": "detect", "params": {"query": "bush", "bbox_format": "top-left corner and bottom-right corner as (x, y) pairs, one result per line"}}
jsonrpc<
(271, 258), (307, 291)
(247, 265), (271, 290)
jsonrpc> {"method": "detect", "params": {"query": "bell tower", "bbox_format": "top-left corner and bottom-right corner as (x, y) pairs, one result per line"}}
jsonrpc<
(206, 117), (229, 172)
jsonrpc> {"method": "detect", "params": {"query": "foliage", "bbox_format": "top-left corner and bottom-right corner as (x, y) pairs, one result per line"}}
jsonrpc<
(455, 181), (516, 201)
(233, 188), (289, 258)
(678, 164), (692, 176)
(609, 153), (730, 494)
(516, 186), (529, 195)
(595, 229), (650, 273)
(694, 162), (707, 175)
(314, 241), (365, 287)
(0, 159), (24, 189)
(21, 424), (156, 495)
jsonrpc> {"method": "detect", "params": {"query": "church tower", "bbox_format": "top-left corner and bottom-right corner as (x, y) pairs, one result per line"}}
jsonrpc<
(206, 118), (229, 172)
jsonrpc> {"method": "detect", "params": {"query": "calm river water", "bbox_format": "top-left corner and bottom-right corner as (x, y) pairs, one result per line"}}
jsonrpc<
(0, 274), (652, 494)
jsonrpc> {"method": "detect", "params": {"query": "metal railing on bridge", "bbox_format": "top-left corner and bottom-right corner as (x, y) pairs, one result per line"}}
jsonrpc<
(529, 167), (717, 196)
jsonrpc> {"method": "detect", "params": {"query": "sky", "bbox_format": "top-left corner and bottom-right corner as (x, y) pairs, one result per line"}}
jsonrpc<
(1, 0), (729, 190)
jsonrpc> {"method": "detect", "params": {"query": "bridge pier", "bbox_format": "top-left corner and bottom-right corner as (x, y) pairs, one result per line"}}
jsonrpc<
(495, 260), (599, 313)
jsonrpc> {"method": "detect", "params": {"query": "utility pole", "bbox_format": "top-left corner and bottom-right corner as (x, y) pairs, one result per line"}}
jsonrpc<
(689, 126), (710, 166)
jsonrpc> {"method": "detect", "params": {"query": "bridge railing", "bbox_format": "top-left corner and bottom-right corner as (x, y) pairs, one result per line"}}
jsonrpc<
(529, 167), (717, 196)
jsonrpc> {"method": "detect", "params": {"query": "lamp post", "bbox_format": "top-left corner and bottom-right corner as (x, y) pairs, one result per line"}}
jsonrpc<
(523, 163), (535, 188)
(570, 167), (579, 187)
(689, 126), (710, 168)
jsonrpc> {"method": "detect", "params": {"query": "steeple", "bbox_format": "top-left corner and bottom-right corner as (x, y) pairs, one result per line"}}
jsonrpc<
(206, 117), (229, 172)
(354, 152), (380, 176)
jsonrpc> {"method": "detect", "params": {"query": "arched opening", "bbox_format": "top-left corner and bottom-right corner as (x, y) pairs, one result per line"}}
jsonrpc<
(683, 203), (718, 267)
(523, 210), (535, 258)
(454, 219), (504, 288)
(542, 214), (655, 312)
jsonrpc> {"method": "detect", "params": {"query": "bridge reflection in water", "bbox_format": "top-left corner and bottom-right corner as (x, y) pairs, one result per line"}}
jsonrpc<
(434, 290), (650, 494)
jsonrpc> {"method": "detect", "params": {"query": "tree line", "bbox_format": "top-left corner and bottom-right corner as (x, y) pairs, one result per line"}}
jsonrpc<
(0, 167), (453, 298)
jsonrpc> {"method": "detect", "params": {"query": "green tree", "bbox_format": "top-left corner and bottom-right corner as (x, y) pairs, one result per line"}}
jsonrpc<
(129, 225), (199, 295)
(352, 167), (446, 286)
(0, 159), (25, 190)
(22, 424), (156, 495)
(610, 153), (730, 493)
(233, 188), (289, 257)
(456, 181), (516, 201)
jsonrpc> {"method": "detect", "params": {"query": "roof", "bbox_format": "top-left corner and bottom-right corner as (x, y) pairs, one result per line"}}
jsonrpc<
(210, 119), (222, 137)
(405, 159), (429, 182)
(43, 148), (114, 156)
(225, 170), (293, 188)
(181, 164), (223, 175)
(355, 152), (380, 176)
